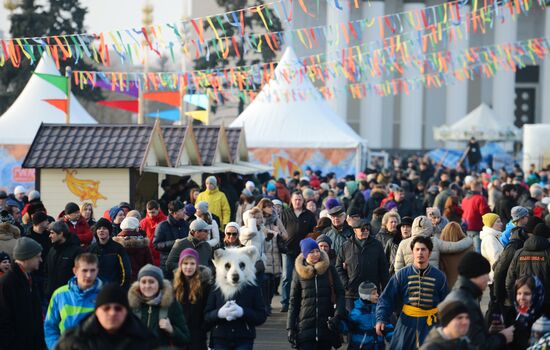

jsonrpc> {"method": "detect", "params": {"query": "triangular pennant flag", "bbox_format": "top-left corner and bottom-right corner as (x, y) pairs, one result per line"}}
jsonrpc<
(146, 109), (180, 121)
(186, 110), (209, 124)
(35, 73), (68, 95)
(97, 100), (139, 113)
(43, 99), (68, 113)
(143, 92), (181, 107)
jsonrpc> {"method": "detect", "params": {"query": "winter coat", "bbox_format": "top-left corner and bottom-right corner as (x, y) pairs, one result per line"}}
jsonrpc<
(506, 235), (550, 308)
(113, 230), (153, 282)
(323, 223), (354, 256)
(346, 190), (367, 218)
(53, 312), (157, 350)
(275, 182), (291, 204)
(128, 280), (190, 346)
(443, 276), (507, 350)
(433, 189), (453, 214)
(0, 264), (45, 350)
(394, 231), (473, 272)
(500, 221), (516, 247)
(27, 228), (52, 278)
(196, 188), (231, 226)
(140, 211), (168, 266)
(280, 207), (317, 257)
(45, 239), (83, 299)
(166, 235), (212, 273)
(204, 284), (266, 347)
(200, 213), (221, 248)
(44, 276), (103, 350)
(287, 251), (346, 344)
(419, 327), (474, 350)
(376, 227), (394, 249)
(0, 222), (20, 259)
(479, 226), (504, 279)
(239, 211), (267, 265)
(493, 227), (528, 306)
(493, 196), (516, 225)
(385, 235), (401, 275)
(58, 212), (93, 248)
(263, 214), (287, 276)
(176, 267), (212, 350)
(154, 215), (189, 274)
(336, 236), (389, 299)
(88, 238), (131, 290)
(235, 202), (255, 226)
(439, 238), (474, 288)
(461, 193), (491, 231)
(366, 191), (387, 221)
(347, 299), (393, 348)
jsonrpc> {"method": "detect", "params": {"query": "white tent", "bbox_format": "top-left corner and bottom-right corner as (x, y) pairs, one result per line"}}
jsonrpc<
(230, 47), (366, 176)
(0, 55), (97, 145)
(433, 103), (521, 142)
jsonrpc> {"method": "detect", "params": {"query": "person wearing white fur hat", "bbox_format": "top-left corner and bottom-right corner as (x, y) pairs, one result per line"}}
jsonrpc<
(113, 217), (153, 282)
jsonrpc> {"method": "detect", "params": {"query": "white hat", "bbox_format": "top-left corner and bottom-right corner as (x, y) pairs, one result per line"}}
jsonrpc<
(245, 181), (255, 190)
(120, 217), (140, 231)
(13, 186), (25, 195)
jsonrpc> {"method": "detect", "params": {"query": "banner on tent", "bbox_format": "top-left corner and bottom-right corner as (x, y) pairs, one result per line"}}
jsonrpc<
(249, 147), (358, 178)
(0, 145), (35, 193)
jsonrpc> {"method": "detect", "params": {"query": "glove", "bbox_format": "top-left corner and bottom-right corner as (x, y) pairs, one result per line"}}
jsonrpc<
(327, 316), (339, 332)
(288, 329), (297, 348)
(217, 301), (232, 319)
(232, 304), (244, 318)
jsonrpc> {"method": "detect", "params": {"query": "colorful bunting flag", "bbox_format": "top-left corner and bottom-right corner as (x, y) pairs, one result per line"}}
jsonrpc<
(97, 100), (139, 113)
(35, 73), (68, 95)
(143, 91), (181, 106)
(43, 99), (68, 113)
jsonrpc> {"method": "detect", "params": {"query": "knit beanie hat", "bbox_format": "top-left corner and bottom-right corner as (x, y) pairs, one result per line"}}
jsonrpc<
(225, 222), (241, 234)
(525, 216), (544, 234)
(28, 190), (40, 201)
(13, 237), (43, 261)
(96, 283), (130, 309)
(0, 251), (10, 263)
(108, 206), (123, 221)
(358, 281), (377, 301)
(533, 223), (550, 239)
(95, 218), (113, 234)
(120, 217), (139, 231)
(13, 185), (25, 196)
(316, 234), (332, 247)
(137, 264), (164, 287)
(458, 252), (491, 278)
(439, 301), (469, 327)
(65, 202), (80, 215)
(195, 201), (209, 214)
(412, 216), (433, 237)
(245, 181), (255, 191)
(325, 198), (340, 210)
(482, 213), (500, 228)
(183, 204), (196, 217)
(31, 211), (49, 226)
(179, 248), (200, 266)
(266, 182), (276, 192)
(300, 238), (319, 258)
(0, 210), (15, 225)
(512, 206), (529, 222)
(205, 176), (217, 186)
(242, 189), (254, 198)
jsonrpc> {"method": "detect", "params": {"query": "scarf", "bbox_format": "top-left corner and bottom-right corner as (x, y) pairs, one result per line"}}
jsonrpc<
(137, 291), (164, 306)
(515, 276), (544, 329)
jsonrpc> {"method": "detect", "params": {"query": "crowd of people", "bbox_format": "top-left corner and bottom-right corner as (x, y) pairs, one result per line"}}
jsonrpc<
(2, 156), (550, 349)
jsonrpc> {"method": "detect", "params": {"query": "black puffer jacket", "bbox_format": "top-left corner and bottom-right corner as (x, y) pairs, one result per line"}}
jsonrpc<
(506, 235), (550, 307)
(88, 238), (131, 290)
(336, 236), (389, 299)
(280, 207), (317, 257)
(45, 239), (83, 299)
(154, 215), (189, 274)
(492, 227), (528, 306)
(443, 276), (506, 350)
(287, 251), (345, 344)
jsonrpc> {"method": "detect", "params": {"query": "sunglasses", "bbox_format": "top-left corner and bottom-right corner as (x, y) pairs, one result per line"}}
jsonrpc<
(100, 304), (125, 312)
(226, 231), (239, 237)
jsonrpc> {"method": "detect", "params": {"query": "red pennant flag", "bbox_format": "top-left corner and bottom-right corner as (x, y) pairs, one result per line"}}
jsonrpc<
(143, 92), (181, 107)
(97, 100), (138, 113)
(43, 99), (68, 113)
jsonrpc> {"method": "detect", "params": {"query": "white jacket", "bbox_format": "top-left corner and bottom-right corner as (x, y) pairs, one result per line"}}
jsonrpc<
(480, 225), (504, 279)
(239, 210), (266, 264)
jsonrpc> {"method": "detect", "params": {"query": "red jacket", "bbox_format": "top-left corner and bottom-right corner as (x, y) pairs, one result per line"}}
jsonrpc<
(275, 182), (291, 204)
(58, 211), (93, 248)
(139, 211), (167, 266)
(461, 193), (490, 231)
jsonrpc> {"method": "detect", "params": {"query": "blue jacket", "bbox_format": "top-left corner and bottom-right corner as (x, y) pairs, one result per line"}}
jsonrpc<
(500, 221), (516, 246)
(44, 276), (103, 349)
(346, 299), (393, 348)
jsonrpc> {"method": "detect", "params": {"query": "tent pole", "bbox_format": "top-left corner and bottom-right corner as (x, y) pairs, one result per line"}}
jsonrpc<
(65, 66), (71, 124)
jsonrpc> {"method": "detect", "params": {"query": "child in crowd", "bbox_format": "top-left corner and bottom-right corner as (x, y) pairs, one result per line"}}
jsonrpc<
(345, 281), (393, 350)
(0, 251), (10, 277)
(512, 275), (545, 350)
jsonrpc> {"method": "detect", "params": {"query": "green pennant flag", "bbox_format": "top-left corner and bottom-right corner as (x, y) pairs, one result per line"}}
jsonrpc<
(34, 72), (68, 96)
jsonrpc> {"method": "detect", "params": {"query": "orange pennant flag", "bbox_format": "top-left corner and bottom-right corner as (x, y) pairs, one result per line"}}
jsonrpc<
(143, 91), (181, 107)
(43, 99), (68, 113)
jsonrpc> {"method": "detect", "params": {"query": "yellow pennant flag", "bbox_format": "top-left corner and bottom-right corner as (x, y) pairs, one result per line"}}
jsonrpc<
(185, 110), (209, 125)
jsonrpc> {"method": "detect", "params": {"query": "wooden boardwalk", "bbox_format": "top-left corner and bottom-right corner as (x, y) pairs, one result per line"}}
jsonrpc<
(256, 296), (292, 350)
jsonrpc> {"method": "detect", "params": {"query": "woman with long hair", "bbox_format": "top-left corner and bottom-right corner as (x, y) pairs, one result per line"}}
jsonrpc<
(439, 222), (474, 288)
(235, 190), (256, 226)
(80, 202), (95, 228)
(173, 248), (212, 350)
(443, 195), (463, 224)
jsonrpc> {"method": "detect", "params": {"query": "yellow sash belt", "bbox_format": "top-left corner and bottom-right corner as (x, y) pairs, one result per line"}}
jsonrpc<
(402, 304), (439, 326)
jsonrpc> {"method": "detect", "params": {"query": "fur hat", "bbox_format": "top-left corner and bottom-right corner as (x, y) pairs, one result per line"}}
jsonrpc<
(31, 212), (49, 226)
(482, 213), (500, 228)
(439, 301), (469, 327)
(300, 238), (319, 257)
(512, 206), (529, 222)
(120, 217), (139, 231)
(205, 176), (217, 186)
(316, 234), (332, 247)
(64, 202), (80, 215)
(412, 216), (433, 237)
(458, 252), (490, 279)
(195, 201), (209, 214)
(96, 283), (129, 309)
(13, 237), (42, 261)
(179, 248), (200, 266)
(137, 264), (164, 287)
(95, 218), (113, 234)
(533, 223), (550, 239)
(358, 281), (377, 301)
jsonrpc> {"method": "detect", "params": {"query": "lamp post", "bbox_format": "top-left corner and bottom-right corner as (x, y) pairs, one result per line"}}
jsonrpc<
(138, 0), (154, 124)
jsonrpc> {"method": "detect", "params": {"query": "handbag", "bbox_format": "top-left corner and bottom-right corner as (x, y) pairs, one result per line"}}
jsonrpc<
(276, 234), (288, 254)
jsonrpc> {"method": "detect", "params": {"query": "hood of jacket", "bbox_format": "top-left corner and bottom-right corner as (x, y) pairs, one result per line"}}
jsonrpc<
(0, 222), (20, 239)
(480, 226), (501, 241)
(68, 275), (103, 298)
(128, 279), (174, 309)
(523, 235), (550, 251)
(294, 250), (330, 280)
(206, 188), (220, 195)
(113, 233), (149, 249)
(510, 226), (529, 243)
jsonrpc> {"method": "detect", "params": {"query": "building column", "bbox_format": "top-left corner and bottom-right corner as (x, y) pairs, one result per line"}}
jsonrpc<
(400, 1), (425, 149)
(492, 8), (517, 126)
(541, 10), (550, 123)
(326, 1), (350, 120)
(445, 3), (470, 148)
(359, 0), (385, 148)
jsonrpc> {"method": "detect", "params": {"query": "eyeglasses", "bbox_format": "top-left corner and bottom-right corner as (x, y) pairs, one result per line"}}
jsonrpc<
(100, 304), (125, 312)
(226, 231), (238, 237)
